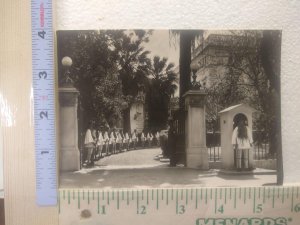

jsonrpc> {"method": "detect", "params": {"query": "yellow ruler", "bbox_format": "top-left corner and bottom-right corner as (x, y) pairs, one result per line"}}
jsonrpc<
(59, 186), (300, 225)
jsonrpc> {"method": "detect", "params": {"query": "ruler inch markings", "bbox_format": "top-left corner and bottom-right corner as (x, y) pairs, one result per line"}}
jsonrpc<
(196, 189), (198, 209)
(32, 0), (57, 206)
(166, 189), (169, 205)
(224, 188), (227, 204)
(253, 187), (256, 213)
(147, 189), (149, 205)
(214, 189), (217, 214)
(272, 187), (275, 208)
(57, 186), (300, 222)
(291, 187), (294, 212)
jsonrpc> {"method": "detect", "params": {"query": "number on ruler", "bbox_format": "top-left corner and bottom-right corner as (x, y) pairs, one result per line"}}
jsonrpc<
(178, 205), (185, 214)
(39, 111), (48, 119)
(255, 204), (263, 213)
(39, 71), (47, 79)
(218, 205), (224, 214)
(138, 205), (146, 214)
(38, 30), (46, 39)
(294, 203), (300, 212)
(40, 95), (48, 101)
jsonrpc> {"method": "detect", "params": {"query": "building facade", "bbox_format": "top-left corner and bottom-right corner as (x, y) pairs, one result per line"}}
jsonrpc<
(191, 31), (258, 88)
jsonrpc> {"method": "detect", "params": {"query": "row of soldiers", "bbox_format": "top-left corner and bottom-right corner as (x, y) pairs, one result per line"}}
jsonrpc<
(83, 127), (161, 167)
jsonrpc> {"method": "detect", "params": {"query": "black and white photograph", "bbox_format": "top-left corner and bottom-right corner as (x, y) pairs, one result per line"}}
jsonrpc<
(57, 30), (282, 188)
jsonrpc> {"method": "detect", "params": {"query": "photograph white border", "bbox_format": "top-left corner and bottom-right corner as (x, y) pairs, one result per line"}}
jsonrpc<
(55, 0), (300, 184)
(1, 1), (300, 224)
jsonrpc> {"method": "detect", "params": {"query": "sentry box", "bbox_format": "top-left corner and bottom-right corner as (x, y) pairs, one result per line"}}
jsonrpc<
(219, 104), (256, 170)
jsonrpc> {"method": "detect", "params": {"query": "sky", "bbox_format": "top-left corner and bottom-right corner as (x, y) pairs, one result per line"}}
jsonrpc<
(142, 30), (179, 68)
(142, 30), (180, 97)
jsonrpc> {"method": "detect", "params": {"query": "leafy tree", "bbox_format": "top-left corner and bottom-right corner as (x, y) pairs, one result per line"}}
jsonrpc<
(207, 30), (282, 183)
(109, 30), (152, 96)
(110, 30), (153, 131)
(146, 56), (178, 131)
(203, 31), (281, 162)
(58, 31), (118, 129)
(204, 66), (247, 133)
(57, 30), (152, 131)
(226, 31), (278, 146)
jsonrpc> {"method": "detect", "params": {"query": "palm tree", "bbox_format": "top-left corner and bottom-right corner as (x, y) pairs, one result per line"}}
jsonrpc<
(151, 56), (178, 96)
(146, 56), (178, 131)
(114, 30), (152, 97)
(112, 30), (153, 131)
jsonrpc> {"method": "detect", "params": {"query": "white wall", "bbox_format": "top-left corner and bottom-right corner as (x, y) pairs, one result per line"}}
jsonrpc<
(130, 103), (144, 133)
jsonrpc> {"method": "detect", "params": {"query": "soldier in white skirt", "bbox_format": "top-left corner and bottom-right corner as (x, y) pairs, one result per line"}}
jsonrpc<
(131, 129), (138, 150)
(146, 132), (153, 147)
(124, 132), (131, 151)
(96, 130), (104, 160)
(103, 131), (109, 156)
(140, 132), (145, 148)
(109, 130), (116, 154)
(83, 123), (96, 167)
(116, 130), (123, 153)
(155, 131), (160, 146)
(232, 120), (253, 171)
(120, 131), (125, 151)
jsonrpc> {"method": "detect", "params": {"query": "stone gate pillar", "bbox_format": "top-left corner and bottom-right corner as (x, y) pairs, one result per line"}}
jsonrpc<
(59, 56), (80, 172)
(183, 90), (209, 169)
(59, 87), (80, 171)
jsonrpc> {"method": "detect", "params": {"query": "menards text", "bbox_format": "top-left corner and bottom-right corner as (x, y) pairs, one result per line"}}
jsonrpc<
(196, 217), (288, 225)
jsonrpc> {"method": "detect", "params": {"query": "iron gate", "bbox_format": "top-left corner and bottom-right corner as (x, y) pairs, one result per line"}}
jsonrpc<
(170, 109), (187, 166)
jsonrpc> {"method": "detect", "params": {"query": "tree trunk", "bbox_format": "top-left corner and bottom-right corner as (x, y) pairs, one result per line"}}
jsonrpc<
(179, 31), (193, 107)
(261, 30), (283, 185)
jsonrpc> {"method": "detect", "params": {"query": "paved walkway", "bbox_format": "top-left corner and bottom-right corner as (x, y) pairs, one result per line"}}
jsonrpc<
(60, 148), (277, 189)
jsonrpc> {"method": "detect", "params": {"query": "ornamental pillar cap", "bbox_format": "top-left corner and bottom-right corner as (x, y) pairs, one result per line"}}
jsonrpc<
(182, 89), (207, 98)
(183, 90), (207, 110)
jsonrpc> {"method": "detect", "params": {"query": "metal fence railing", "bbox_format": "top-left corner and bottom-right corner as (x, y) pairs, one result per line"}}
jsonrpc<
(253, 143), (276, 160)
(207, 132), (221, 162)
(170, 109), (186, 166)
(208, 146), (221, 162)
(206, 144), (274, 162)
(206, 131), (275, 162)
